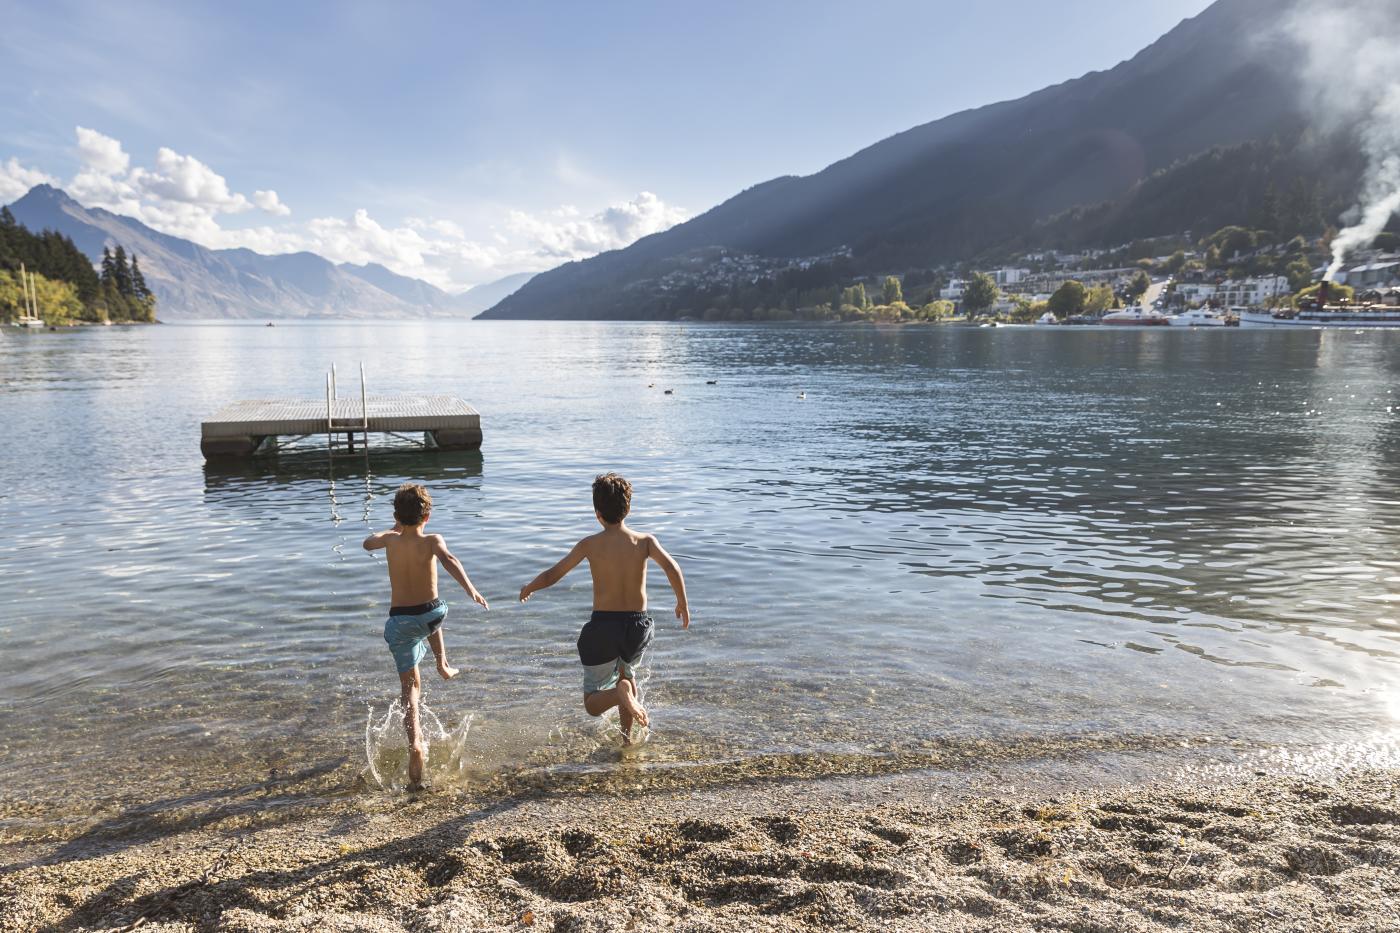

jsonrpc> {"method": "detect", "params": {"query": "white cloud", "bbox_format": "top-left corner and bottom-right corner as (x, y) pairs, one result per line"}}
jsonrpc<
(8, 127), (689, 292)
(132, 147), (252, 213)
(507, 191), (688, 260)
(0, 157), (57, 201)
(63, 128), (294, 242)
(75, 126), (129, 175)
(253, 189), (291, 216)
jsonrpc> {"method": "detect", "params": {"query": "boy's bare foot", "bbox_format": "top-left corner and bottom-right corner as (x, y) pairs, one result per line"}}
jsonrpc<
(408, 744), (426, 788)
(437, 664), (459, 680)
(618, 679), (649, 743)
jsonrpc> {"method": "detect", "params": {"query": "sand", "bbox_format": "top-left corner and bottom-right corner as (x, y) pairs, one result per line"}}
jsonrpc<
(3, 765), (1398, 932)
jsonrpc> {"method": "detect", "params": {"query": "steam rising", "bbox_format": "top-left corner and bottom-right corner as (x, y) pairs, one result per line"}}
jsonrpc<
(1283, 0), (1400, 280)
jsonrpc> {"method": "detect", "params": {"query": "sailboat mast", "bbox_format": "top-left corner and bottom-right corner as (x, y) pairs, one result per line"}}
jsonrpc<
(19, 262), (32, 320)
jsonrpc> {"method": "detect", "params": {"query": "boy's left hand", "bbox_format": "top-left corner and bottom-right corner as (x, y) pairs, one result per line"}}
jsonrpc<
(676, 602), (691, 629)
(518, 584), (533, 603)
(470, 589), (490, 610)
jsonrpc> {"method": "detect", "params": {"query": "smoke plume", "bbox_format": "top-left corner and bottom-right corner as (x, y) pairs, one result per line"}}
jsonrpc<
(1283, 0), (1400, 280)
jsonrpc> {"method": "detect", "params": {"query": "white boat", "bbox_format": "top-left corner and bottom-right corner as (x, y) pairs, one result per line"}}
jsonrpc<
(1035, 311), (1058, 325)
(15, 263), (45, 329)
(1168, 307), (1228, 326)
(1100, 307), (1171, 326)
(1239, 305), (1400, 328)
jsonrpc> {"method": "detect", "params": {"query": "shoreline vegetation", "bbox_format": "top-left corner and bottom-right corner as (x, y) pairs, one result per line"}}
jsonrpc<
(0, 207), (156, 326)
(3, 766), (1395, 931)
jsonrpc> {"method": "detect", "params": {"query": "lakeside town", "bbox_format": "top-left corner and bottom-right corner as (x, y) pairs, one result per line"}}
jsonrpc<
(647, 226), (1400, 327)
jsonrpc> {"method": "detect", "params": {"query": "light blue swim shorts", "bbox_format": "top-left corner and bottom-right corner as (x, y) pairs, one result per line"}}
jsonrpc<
(383, 598), (448, 674)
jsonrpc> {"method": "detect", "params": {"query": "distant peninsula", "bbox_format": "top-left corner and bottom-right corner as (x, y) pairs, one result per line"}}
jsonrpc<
(1, 206), (155, 325)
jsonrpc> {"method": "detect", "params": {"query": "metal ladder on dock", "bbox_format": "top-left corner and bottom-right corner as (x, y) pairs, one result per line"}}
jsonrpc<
(326, 362), (370, 452)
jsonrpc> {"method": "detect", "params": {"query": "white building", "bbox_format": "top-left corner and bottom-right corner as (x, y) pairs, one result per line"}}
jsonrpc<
(941, 278), (967, 300)
(1336, 261), (1400, 288)
(993, 268), (1030, 286)
(1175, 282), (1217, 305)
(1216, 275), (1290, 306)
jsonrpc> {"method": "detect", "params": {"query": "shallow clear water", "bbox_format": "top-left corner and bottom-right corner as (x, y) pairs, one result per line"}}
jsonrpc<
(2, 322), (1399, 819)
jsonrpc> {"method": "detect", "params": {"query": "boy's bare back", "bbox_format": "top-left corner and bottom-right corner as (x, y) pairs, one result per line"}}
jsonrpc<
(518, 474), (689, 628)
(382, 529), (443, 606)
(580, 525), (654, 612)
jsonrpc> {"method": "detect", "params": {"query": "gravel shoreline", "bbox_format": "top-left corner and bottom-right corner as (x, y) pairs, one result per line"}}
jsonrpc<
(3, 767), (1398, 931)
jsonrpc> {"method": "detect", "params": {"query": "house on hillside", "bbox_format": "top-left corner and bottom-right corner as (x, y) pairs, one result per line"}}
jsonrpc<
(1215, 275), (1289, 306)
(1176, 282), (1218, 305)
(1336, 260), (1400, 288)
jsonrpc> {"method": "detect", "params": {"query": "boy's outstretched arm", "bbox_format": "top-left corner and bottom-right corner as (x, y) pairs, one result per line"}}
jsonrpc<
(647, 535), (690, 629)
(362, 522), (402, 551)
(519, 540), (587, 603)
(431, 535), (490, 609)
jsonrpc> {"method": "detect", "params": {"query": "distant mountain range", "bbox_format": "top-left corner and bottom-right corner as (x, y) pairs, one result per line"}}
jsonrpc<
(482, 0), (1360, 320)
(3, 184), (532, 319)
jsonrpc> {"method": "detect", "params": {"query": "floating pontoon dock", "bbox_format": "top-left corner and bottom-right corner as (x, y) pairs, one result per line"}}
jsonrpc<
(201, 365), (481, 459)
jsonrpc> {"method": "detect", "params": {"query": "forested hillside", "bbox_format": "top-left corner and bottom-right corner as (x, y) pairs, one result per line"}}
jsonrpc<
(0, 206), (155, 323)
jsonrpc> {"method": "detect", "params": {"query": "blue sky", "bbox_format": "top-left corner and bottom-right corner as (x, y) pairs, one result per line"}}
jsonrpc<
(0, 0), (1213, 290)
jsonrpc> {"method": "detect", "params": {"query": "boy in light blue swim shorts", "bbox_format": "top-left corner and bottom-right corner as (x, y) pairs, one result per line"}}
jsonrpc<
(364, 483), (489, 789)
(518, 472), (691, 743)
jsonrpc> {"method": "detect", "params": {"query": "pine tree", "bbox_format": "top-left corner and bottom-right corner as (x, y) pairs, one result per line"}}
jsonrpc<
(130, 254), (150, 301)
(0, 206), (14, 227)
(112, 245), (133, 296)
(100, 246), (116, 287)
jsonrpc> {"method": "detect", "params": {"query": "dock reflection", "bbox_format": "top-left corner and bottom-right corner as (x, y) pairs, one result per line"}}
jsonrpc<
(202, 447), (485, 523)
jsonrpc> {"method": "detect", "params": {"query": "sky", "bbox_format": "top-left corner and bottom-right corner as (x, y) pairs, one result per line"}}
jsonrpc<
(0, 0), (1214, 292)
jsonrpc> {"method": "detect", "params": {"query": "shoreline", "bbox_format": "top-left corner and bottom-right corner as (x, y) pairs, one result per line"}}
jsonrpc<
(4, 761), (1397, 931)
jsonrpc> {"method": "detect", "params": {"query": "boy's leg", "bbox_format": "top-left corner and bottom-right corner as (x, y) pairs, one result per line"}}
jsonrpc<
(584, 675), (649, 734)
(426, 627), (459, 680)
(399, 667), (426, 788)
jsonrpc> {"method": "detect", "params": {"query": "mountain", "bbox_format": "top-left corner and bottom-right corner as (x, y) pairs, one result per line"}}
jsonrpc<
(4, 185), (513, 319)
(450, 272), (535, 316)
(481, 0), (1336, 320)
(339, 261), (454, 310)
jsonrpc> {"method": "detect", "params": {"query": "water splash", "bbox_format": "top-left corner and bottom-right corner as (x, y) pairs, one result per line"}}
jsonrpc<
(598, 668), (653, 752)
(364, 699), (476, 791)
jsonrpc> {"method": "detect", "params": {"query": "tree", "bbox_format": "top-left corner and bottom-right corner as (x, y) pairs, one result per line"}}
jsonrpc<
(0, 206), (14, 228)
(1285, 259), (1313, 294)
(100, 246), (117, 286)
(1084, 284), (1116, 314)
(130, 253), (152, 301)
(881, 275), (903, 305)
(112, 245), (133, 296)
(962, 272), (997, 316)
(1048, 281), (1088, 317)
(1297, 281), (1353, 304)
(1126, 270), (1151, 300)
(920, 300), (954, 321)
(1164, 250), (1187, 275)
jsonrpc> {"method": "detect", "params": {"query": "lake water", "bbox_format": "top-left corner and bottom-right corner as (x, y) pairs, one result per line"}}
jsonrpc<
(2, 322), (1399, 832)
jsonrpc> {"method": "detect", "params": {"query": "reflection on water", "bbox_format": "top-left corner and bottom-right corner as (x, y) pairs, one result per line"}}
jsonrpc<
(1, 322), (1399, 830)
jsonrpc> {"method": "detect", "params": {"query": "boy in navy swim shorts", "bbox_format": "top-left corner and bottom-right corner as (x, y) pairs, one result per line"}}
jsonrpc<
(364, 483), (489, 788)
(519, 472), (690, 742)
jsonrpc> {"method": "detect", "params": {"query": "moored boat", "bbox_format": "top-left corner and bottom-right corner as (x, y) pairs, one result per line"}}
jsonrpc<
(1240, 280), (1400, 328)
(1238, 306), (1400, 328)
(1101, 307), (1171, 326)
(1168, 307), (1227, 326)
